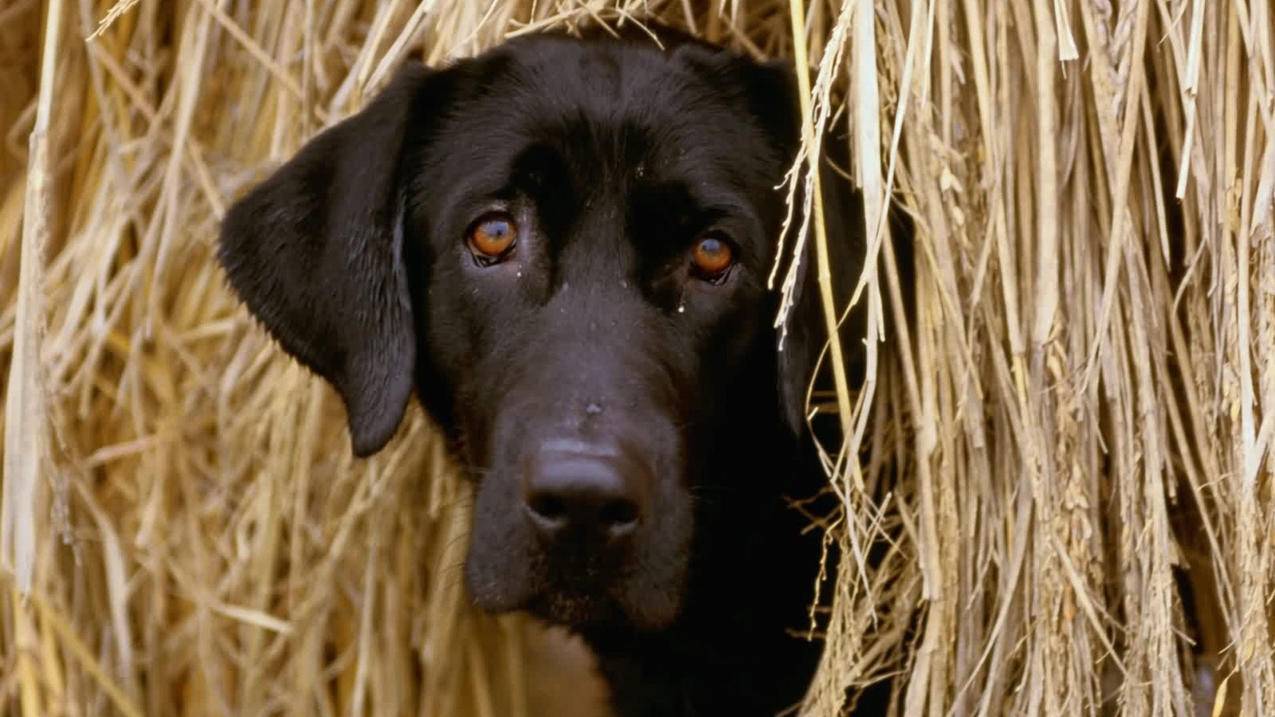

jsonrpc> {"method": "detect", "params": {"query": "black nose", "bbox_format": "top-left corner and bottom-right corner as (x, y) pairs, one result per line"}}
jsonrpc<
(523, 443), (646, 541)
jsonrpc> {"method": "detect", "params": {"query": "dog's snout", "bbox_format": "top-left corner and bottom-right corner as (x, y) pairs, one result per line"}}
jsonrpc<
(523, 443), (648, 541)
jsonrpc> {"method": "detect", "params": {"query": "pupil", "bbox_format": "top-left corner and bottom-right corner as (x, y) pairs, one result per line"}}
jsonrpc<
(484, 221), (507, 239)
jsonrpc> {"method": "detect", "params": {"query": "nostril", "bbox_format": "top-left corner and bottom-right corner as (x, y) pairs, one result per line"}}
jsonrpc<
(598, 497), (639, 532)
(526, 492), (569, 529)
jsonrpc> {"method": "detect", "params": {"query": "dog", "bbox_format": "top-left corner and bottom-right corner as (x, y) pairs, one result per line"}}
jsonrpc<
(219, 27), (865, 716)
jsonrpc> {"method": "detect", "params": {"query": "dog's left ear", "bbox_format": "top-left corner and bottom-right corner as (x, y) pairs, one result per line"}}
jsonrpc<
(727, 59), (867, 437)
(219, 64), (437, 457)
(774, 163), (866, 437)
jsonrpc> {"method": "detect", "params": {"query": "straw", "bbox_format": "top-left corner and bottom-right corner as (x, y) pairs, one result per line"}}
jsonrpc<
(2, 1), (1272, 715)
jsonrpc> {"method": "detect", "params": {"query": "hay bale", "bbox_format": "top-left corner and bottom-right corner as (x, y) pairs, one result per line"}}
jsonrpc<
(1, 1), (1271, 715)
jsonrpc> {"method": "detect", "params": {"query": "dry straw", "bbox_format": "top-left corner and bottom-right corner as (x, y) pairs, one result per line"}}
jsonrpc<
(1, 0), (1272, 715)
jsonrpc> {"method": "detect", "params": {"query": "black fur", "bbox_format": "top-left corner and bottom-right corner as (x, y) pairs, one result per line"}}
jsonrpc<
(220, 29), (864, 716)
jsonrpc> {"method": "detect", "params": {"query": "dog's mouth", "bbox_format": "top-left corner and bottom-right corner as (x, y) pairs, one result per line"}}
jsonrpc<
(523, 582), (625, 628)
(519, 555), (688, 631)
(530, 527), (695, 627)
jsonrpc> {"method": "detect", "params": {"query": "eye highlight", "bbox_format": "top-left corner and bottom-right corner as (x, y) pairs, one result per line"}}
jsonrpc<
(689, 233), (735, 281)
(466, 212), (518, 263)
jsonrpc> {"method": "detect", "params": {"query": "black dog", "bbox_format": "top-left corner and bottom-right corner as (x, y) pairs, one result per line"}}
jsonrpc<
(220, 28), (864, 716)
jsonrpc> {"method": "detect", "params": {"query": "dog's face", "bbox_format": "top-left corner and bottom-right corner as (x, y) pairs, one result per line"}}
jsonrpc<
(220, 33), (823, 632)
(414, 37), (803, 629)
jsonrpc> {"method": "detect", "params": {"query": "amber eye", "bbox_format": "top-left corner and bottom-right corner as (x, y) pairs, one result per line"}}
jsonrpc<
(690, 233), (734, 280)
(467, 212), (518, 262)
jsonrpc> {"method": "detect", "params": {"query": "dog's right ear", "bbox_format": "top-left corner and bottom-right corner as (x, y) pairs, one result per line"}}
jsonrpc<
(219, 63), (439, 457)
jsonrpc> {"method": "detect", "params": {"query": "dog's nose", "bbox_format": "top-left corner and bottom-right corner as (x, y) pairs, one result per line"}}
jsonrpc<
(523, 443), (646, 541)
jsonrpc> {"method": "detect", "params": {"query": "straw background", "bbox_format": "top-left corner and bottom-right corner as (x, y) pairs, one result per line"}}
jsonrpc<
(2, 0), (1272, 715)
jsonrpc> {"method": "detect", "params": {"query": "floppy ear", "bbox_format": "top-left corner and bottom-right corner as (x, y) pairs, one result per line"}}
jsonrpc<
(744, 61), (866, 437)
(775, 165), (867, 437)
(219, 64), (433, 457)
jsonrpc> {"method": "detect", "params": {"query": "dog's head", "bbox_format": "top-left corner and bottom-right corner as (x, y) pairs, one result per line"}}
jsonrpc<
(220, 32), (848, 631)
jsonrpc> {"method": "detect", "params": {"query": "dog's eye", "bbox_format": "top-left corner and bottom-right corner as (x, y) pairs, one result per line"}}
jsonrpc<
(690, 233), (734, 282)
(467, 212), (518, 263)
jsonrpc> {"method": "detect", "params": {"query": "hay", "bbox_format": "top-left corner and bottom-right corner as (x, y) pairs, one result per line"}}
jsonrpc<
(1, 1), (1271, 715)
